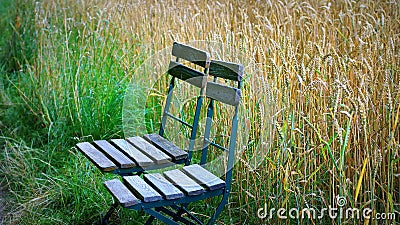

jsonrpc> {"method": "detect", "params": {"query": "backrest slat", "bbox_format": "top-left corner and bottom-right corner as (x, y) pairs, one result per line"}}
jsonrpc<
(172, 42), (210, 68)
(200, 60), (243, 168)
(160, 42), (210, 158)
(168, 61), (206, 88)
(209, 60), (244, 81)
(205, 82), (241, 106)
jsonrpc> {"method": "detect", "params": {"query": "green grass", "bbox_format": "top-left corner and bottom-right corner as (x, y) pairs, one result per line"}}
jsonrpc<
(1, 0), (399, 224)
(0, 1), (138, 224)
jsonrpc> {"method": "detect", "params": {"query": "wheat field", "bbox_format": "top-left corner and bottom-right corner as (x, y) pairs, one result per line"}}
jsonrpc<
(0, 0), (399, 224)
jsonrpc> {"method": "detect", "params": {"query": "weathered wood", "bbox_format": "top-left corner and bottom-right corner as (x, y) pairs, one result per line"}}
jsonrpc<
(186, 76), (206, 89)
(163, 169), (204, 196)
(110, 139), (154, 167)
(144, 173), (184, 200)
(93, 140), (136, 169)
(168, 61), (206, 88)
(104, 179), (139, 207)
(143, 134), (188, 161)
(127, 136), (172, 164)
(123, 176), (163, 202)
(206, 82), (241, 106)
(182, 164), (225, 190)
(76, 142), (117, 172)
(209, 60), (244, 81)
(172, 42), (210, 68)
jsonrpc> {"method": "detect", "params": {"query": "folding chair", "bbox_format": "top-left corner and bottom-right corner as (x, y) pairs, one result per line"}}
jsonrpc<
(75, 42), (210, 176)
(103, 60), (244, 225)
(75, 42), (211, 224)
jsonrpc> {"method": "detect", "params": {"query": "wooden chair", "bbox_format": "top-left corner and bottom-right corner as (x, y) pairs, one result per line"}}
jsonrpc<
(75, 42), (210, 176)
(103, 60), (243, 225)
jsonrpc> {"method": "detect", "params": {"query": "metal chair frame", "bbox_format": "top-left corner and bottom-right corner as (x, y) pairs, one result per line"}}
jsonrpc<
(104, 59), (244, 225)
(98, 42), (211, 223)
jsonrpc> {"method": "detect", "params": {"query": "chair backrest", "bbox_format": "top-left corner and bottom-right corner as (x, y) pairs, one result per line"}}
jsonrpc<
(200, 59), (244, 191)
(159, 42), (210, 162)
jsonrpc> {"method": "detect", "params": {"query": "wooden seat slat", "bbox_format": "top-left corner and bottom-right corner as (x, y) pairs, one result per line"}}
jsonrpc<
(76, 142), (117, 172)
(93, 140), (136, 169)
(124, 176), (163, 202)
(163, 169), (204, 196)
(104, 179), (139, 207)
(111, 139), (154, 167)
(182, 164), (225, 190)
(144, 173), (184, 200)
(127, 136), (171, 164)
(143, 134), (187, 161)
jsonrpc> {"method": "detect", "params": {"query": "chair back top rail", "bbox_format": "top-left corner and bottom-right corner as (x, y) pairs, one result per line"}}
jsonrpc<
(209, 60), (244, 81)
(172, 42), (210, 68)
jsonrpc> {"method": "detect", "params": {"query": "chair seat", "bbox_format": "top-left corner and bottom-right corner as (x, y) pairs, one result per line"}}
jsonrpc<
(76, 134), (188, 174)
(104, 164), (226, 209)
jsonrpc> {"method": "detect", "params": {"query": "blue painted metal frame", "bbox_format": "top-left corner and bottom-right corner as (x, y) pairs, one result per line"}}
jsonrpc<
(200, 76), (218, 165)
(137, 65), (243, 225)
(186, 93), (204, 165)
(102, 57), (242, 225)
(166, 112), (194, 128)
(159, 56), (208, 166)
(195, 72), (242, 224)
(138, 77), (242, 225)
(126, 189), (224, 211)
(101, 46), (210, 224)
(159, 76), (176, 137)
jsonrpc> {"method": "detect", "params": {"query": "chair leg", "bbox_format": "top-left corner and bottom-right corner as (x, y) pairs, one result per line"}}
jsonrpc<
(206, 195), (228, 225)
(157, 207), (198, 225)
(146, 207), (167, 225)
(172, 206), (185, 222)
(173, 205), (203, 225)
(145, 215), (156, 225)
(101, 202), (119, 225)
(144, 208), (181, 225)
